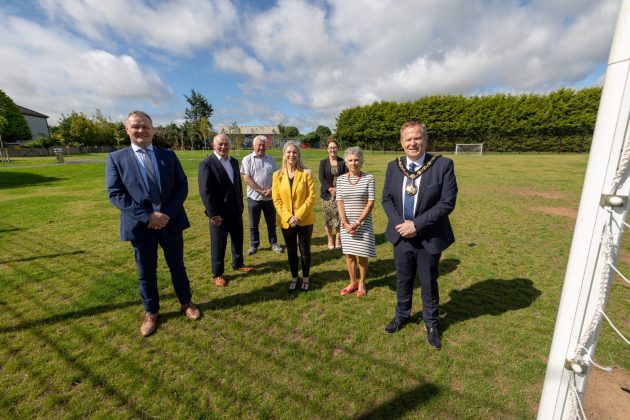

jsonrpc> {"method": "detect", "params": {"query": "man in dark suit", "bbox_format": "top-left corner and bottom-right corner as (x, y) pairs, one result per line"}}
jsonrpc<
(106, 111), (201, 337)
(381, 120), (458, 349)
(198, 133), (252, 287)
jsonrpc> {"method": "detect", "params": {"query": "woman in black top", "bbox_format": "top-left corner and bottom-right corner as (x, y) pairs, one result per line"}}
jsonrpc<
(318, 138), (347, 249)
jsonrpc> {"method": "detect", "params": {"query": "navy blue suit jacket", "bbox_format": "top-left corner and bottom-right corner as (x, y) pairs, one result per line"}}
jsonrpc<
(106, 146), (190, 241)
(381, 153), (457, 254)
(198, 154), (244, 220)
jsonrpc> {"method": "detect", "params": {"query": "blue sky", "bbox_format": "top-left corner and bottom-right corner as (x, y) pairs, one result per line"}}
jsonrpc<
(0, 0), (621, 133)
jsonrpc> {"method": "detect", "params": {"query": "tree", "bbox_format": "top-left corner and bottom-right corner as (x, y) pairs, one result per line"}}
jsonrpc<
(184, 89), (213, 150)
(315, 125), (332, 141)
(278, 124), (300, 138)
(0, 89), (32, 142)
(222, 121), (244, 150)
(153, 123), (180, 149)
(92, 109), (121, 147)
(0, 115), (7, 148)
(54, 111), (97, 148)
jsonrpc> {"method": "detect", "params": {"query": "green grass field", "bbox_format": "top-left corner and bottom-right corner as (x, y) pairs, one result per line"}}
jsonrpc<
(0, 150), (628, 419)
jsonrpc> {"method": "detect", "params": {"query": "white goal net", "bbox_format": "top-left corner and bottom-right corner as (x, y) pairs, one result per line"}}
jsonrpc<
(455, 143), (483, 155)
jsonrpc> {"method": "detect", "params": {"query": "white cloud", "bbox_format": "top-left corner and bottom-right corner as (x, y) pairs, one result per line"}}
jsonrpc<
(0, 0), (621, 133)
(38, 0), (239, 55)
(0, 12), (172, 123)
(233, 0), (618, 118)
(214, 47), (265, 80)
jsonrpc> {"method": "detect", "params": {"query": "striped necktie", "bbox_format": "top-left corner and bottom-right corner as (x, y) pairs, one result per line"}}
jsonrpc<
(138, 149), (161, 208)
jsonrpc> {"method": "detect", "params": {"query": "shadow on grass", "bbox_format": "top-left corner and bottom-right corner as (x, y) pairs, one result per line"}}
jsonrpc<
(1, 294), (156, 418)
(413, 278), (542, 332)
(0, 172), (62, 189)
(0, 227), (21, 234)
(0, 250), (86, 264)
(0, 293), (174, 334)
(356, 382), (440, 419)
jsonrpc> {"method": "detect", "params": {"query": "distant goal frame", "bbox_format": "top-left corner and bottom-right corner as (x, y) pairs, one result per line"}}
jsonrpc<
(454, 143), (484, 155)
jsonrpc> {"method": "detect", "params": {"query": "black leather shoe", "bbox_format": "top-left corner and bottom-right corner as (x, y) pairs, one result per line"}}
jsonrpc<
(385, 317), (407, 334)
(426, 326), (441, 350)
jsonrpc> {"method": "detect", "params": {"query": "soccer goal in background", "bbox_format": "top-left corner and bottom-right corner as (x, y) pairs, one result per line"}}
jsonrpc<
(454, 143), (483, 155)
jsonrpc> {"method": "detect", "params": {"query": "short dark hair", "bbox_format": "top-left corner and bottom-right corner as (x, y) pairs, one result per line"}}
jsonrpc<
(326, 137), (338, 148)
(126, 111), (153, 125)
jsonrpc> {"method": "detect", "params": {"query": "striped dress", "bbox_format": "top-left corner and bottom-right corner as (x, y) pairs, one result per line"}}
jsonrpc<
(336, 173), (377, 257)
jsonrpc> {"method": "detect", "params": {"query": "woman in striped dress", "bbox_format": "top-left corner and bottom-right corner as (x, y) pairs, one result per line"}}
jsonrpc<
(336, 147), (376, 297)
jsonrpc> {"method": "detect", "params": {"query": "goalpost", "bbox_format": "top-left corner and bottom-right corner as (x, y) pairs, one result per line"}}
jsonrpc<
(538, 1), (630, 418)
(454, 143), (483, 155)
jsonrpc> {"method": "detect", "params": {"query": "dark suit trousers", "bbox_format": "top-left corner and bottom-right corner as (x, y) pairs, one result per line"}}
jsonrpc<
(393, 239), (441, 327)
(209, 218), (244, 277)
(281, 224), (313, 278)
(131, 229), (192, 314)
(247, 198), (278, 248)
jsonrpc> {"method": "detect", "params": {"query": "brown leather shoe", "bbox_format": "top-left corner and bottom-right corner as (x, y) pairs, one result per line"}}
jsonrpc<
(180, 302), (201, 320)
(235, 266), (253, 273)
(214, 276), (226, 287)
(140, 313), (158, 337)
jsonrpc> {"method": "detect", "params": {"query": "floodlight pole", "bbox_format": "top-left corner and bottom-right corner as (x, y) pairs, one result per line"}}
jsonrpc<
(538, 1), (630, 418)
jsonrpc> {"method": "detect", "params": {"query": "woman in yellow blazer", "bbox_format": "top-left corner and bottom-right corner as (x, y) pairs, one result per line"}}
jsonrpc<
(272, 141), (316, 292)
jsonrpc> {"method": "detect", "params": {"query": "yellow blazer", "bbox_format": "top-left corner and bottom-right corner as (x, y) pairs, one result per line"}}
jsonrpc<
(272, 168), (316, 228)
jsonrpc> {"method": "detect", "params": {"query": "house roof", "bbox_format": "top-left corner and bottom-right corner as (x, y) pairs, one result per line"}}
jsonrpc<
(17, 105), (49, 119)
(219, 125), (278, 135)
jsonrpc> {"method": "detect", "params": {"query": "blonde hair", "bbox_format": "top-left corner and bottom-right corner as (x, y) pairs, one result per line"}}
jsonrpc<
(278, 141), (307, 179)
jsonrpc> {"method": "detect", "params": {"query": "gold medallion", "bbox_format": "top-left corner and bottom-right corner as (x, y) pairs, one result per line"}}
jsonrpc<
(405, 183), (417, 196)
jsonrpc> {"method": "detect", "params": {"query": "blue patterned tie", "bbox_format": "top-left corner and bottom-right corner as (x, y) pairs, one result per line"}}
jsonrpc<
(138, 149), (161, 208)
(403, 163), (416, 220)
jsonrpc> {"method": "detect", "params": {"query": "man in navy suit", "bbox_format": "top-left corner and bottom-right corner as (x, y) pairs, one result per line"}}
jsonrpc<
(198, 133), (252, 287)
(106, 111), (201, 337)
(381, 120), (458, 349)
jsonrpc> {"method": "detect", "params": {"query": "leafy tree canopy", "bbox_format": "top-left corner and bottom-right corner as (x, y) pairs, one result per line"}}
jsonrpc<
(278, 124), (300, 138)
(184, 89), (214, 150)
(0, 89), (32, 142)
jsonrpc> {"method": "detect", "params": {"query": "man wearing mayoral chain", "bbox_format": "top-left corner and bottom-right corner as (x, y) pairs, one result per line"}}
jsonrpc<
(381, 120), (458, 350)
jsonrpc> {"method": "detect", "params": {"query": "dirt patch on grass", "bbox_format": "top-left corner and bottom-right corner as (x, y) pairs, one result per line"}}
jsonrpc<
(512, 188), (568, 200)
(531, 206), (577, 219)
(583, 367), (630, 419)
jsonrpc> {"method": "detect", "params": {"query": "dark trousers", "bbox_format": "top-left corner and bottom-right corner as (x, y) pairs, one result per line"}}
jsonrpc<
(247, 198), (278, 248)
(393, 239), (441, 327)
(131, 229), (192, 314)
(209, 218), (244, 277)
(281, 224), (313, 278)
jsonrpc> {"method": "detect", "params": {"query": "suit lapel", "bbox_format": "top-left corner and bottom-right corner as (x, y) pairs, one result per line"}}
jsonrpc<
(210, 154), (231, 185)
(125, 147), (148, 194)
(230, 158), (239, 186)
(152, 147), (165, 192)
(415, 153), (433, 214)
(292, 169), (302, 201)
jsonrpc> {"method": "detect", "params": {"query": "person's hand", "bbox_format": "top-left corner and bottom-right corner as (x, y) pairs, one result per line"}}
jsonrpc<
(262, 188), (272, 198)
(343, 220), (359, 235)
(395, 220), (417, 238)
(210, 215), (223, 226)
(288, 216), (299, 228)
(148, 212), (169, 229)
(329, 187), (336, 196)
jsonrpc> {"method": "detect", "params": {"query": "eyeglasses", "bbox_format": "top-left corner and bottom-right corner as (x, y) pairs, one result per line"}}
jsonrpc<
(327, 147), (338, 150)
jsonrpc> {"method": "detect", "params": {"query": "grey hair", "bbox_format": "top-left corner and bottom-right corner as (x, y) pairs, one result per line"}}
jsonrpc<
(344, 146), (364, 164)
(252, 135), (267, 145)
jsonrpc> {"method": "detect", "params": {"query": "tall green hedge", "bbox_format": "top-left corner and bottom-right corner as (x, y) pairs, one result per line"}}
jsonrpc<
(335, 87), (601, 152)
